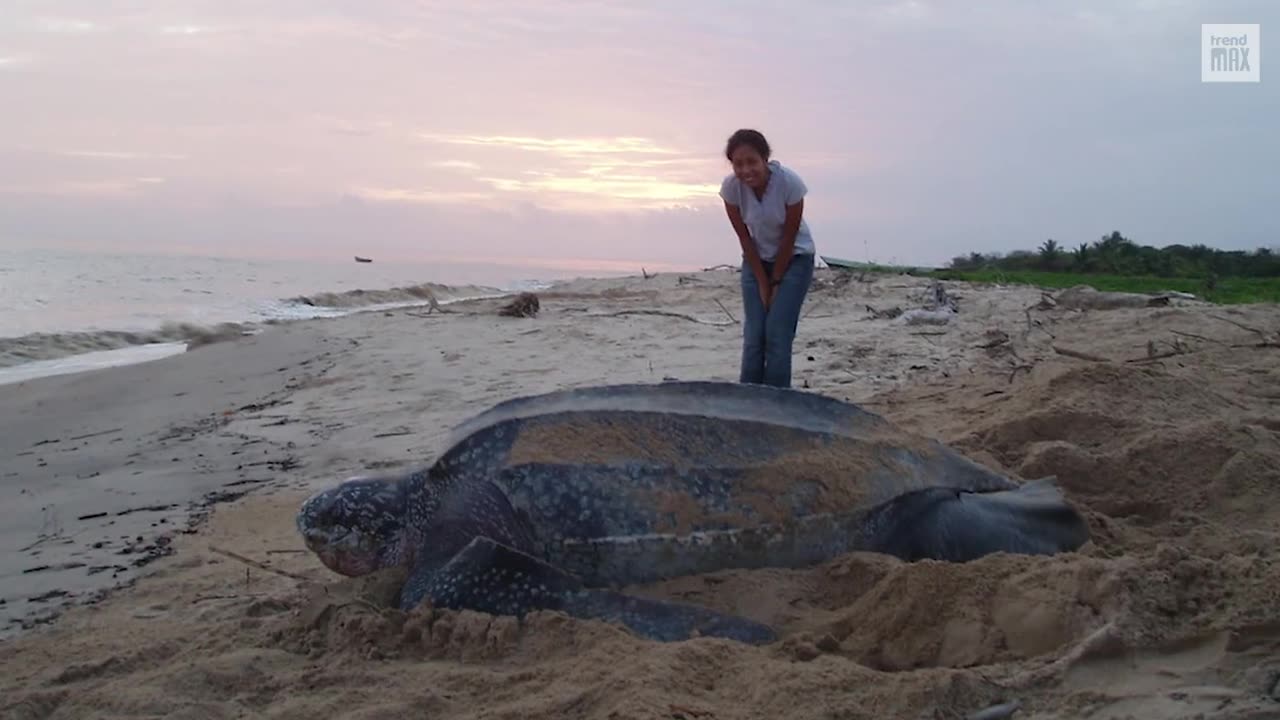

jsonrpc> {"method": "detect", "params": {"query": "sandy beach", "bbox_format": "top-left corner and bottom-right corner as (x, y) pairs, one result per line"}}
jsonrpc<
(3, 266), (1279, 720)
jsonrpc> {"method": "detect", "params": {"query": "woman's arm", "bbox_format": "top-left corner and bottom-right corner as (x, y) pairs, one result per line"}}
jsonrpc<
(770, 198), (804, 286)
(724, 200), (771, 306)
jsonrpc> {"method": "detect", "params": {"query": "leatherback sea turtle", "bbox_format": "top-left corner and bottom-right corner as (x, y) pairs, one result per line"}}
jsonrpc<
(296, 380), (1089, 644)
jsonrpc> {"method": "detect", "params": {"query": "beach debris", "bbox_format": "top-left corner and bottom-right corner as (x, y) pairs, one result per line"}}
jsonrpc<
(1206, 313), (1280, 347)
(871, 279), (960, 326)
(713, 298), (739, 324)
(498, 292), (540, 318)
(1022, 302), (1057, 341)
(589, 309), (734, 327)
(810, 270), (857, 294)
(900, 308), (955, 326)
(923, 279), (959, 313)
(1052, 284), (1193, 311)
(866, 304), (903, 320)
(1052, 345), (1111, 363)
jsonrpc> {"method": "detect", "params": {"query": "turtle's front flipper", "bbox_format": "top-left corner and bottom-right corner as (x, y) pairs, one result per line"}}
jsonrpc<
(407, 535), (776, 645)
(861, 476), (1090, 562)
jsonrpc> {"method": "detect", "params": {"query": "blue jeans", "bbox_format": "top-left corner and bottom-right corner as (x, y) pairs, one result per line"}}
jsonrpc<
(740, 252), (814, 388)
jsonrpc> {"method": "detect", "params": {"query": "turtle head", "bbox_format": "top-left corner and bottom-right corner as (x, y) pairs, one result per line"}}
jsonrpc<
(296, 474), (411, 577)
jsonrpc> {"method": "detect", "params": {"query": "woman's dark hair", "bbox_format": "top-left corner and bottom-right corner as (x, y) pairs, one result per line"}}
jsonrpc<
(725, 129), (770, 161)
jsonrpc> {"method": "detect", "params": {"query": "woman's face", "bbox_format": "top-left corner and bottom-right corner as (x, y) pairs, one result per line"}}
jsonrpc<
(729, 145), (769, 190)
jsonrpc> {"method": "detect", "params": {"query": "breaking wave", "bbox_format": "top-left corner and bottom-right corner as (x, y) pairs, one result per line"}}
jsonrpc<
(285, 281), (503, 310)
(0, 279), (521, 373)
(0, 322), (254, 369)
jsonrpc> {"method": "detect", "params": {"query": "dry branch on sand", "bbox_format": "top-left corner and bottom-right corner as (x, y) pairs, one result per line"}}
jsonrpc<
(866, 304), (903, 320)
(713, 298), (740, 324)
(586, 309), (734, 327)
(1052, 345), (1111, 363)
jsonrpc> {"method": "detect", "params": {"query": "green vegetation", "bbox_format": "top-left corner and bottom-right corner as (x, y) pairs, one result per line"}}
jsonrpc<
(927, 269), (1280, 304)
(924, 231), (1280, 305)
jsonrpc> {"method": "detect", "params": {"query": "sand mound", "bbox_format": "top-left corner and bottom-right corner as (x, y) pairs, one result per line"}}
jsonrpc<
(947, 363), (1280, 558)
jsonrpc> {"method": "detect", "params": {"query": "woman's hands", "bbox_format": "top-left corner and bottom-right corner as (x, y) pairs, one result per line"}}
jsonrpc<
(758, 270), (774, 310)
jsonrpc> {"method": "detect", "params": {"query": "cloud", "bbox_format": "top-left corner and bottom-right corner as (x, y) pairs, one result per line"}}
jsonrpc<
(348, 186), (494, 205)
(418, 134), (681, 157)
(413, 133), (722, 210)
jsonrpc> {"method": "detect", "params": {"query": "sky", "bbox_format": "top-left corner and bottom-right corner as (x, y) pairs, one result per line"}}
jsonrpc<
(0, 0), (1276, 273)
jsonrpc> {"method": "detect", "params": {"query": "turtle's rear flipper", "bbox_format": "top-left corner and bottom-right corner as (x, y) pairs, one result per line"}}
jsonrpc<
(864, 476), (1090, 562)
(408, 535), (776, 645)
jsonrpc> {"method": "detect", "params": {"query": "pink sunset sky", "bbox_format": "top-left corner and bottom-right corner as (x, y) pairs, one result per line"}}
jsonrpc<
(1, 0), (1275, 273)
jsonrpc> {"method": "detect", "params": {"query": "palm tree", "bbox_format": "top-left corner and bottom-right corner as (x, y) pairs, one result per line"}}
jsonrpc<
(1038, 239), (1061, 270)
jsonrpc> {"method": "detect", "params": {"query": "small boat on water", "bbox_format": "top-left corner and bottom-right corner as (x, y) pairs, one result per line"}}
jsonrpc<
(354, 256), (373, 263)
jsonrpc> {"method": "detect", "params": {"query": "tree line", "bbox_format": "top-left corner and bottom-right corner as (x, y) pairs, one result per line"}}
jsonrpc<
(947, 232), (1280, 278)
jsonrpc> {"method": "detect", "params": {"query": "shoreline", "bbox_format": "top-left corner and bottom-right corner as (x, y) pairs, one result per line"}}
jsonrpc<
(0, 285), (534, 386)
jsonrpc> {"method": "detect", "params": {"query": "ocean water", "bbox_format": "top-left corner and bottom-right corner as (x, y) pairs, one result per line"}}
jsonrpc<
(0, 247), (582, 384)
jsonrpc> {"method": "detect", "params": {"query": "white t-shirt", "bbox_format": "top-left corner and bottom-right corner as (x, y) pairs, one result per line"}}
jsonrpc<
(719, 160), (816, 262)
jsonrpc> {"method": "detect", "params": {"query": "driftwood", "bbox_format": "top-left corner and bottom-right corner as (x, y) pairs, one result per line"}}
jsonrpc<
(1052, 345), (1111, 363)
(1207, 313), (1273, 340)
(588, 310), (734, 327)
(1053, 285), (1179, 311)
(1007, 364), (1035, 383)
(713, 298), (739, 324)
(1023, 305), (1056, 341)
(498, 292), (540, 318)
(1207, 314), (1265, 336)
(866, 304), (903, 320)
(1170, 329), (1228, 345)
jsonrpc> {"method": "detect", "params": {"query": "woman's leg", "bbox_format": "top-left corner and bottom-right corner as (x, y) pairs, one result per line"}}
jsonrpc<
(761, 253), (814, 388)
(739, 259), (768, 384)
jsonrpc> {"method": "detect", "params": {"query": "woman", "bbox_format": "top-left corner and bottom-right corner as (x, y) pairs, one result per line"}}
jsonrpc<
(718, 129), (816, 388)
